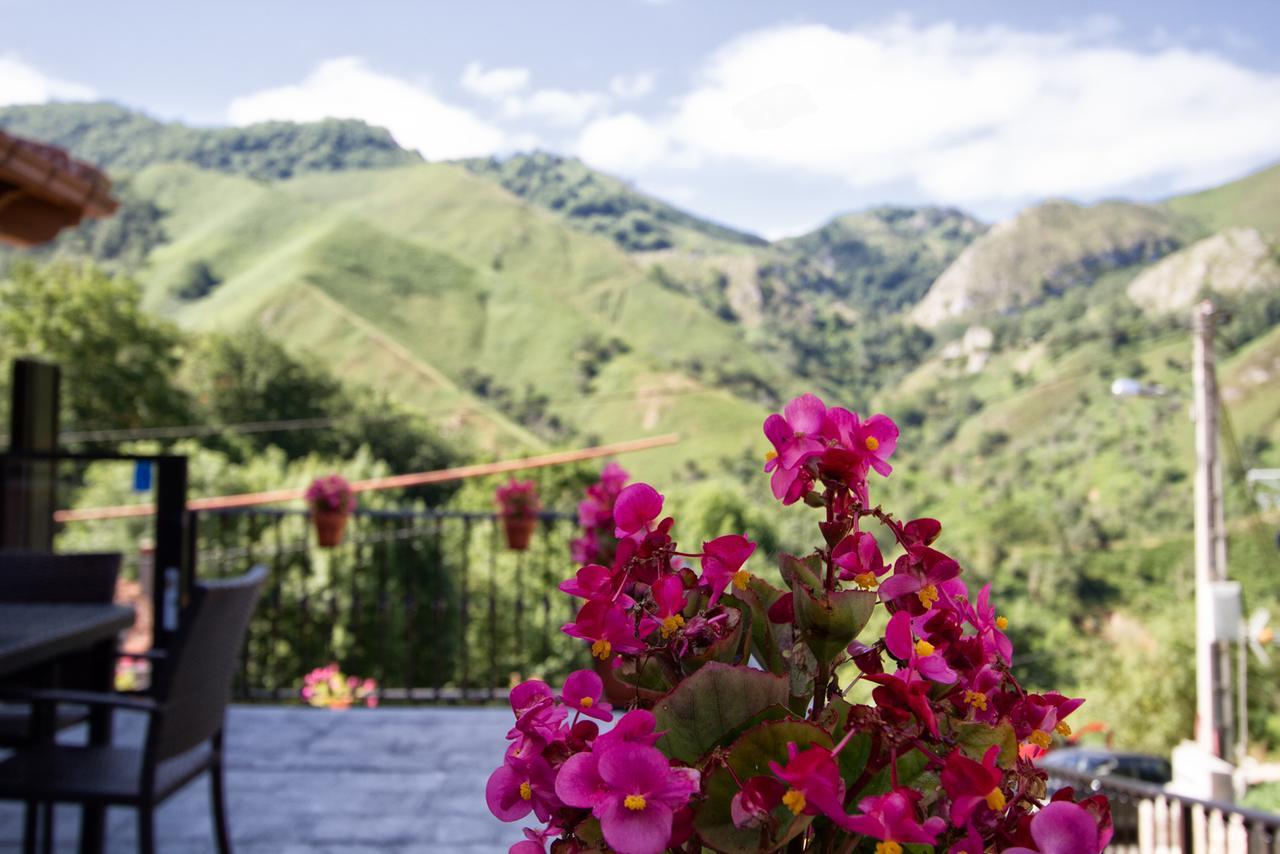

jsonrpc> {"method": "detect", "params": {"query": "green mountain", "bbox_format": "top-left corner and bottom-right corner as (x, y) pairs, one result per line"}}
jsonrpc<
(0, 102), (421, 180)
(4, 102), (1280, 751)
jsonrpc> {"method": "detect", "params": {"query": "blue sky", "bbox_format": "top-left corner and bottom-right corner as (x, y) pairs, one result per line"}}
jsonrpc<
(4, 0), (1280, 237)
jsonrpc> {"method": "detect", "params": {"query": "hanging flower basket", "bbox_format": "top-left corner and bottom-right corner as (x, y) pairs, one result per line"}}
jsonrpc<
(503, 514), (538, 551)
(312, 508), (350, 547)
(496, 478), (541, 551)
(306, 474), (356, 549)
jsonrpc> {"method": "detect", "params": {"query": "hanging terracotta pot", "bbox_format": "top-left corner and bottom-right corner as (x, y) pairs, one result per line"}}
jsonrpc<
(312, 508), (350, 548)
(503, 515), (537, 551)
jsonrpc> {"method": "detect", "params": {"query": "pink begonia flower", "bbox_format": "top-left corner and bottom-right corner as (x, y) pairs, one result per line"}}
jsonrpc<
(563, 598), (651, 661)
(941, 745), (1007, 826)
(823, 407), (899, 476)
(767, 743), (851, 825)
(763, 393), (828, 504)
(878, 545), (962, 610)
(506, 680), (566, 744)
(966, 583), (1014, 665)
(730, 775), (787, 829)
(593, 709), (660, 752)
(1006, 800), (1105, 854)
(486, 755), (560, 822)
(639, 574), (688, 640)
(559, 563), (631, 606)
(555, 742), (700, 854)
(613, 483), (664, 539)
(885, 609), (957, 684)
(901, 517), (942, 547)
(843, 787), (946, 845)
(832, 531), (888, 588)
(509, 824), (556, 854)
(698, 534), (756, 605)
(866, 669), (940, 738)
(561, 669), (612, 722)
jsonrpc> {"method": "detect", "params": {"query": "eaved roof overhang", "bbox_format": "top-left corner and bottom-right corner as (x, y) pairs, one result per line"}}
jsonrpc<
(0, 130), (119, 247)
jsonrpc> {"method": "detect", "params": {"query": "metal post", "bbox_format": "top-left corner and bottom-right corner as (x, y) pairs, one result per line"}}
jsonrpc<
(2, 359), (60, 550)
(1192, 300), (1234, 796)
(152, 456), (191, 649)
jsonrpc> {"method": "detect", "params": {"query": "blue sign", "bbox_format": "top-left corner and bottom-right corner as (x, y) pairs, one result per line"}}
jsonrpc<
(133, 461), (152, 492)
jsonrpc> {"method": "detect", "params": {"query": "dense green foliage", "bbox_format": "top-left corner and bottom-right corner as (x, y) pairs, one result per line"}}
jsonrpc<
(463, 151), (764, 251)
(0, 102), (421, 180)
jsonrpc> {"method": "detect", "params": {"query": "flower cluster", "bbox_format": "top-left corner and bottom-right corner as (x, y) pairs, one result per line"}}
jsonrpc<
(301, 663), (378, 709)
(487, 393), (1109, 853)
(305, 474), (356, 514)
(487, 671), (700, 854)
(497, 478), (542, 519)
(571, 462), (629, 566)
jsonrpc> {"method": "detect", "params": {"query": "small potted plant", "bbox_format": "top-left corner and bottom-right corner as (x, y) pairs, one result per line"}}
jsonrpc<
(301, 663), (378, 709)
(306, 474), (356, 547)
(496, 478), (541, 551)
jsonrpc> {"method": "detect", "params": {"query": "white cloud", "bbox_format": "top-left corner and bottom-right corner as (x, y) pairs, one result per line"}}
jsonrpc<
(610, 71), (656, 99)
(228, 57), (511, 160)
(460, 62), (530, 99)
(576, 112), (669, 173)
(576, 20), (1280, 209)
(0, 54), (95, 105)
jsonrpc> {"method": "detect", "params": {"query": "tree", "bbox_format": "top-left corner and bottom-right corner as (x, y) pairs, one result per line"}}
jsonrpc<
(0, 261), (191, 431)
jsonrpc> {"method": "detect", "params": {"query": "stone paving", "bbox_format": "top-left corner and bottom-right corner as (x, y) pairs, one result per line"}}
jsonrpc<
(0, 705), (521, 852)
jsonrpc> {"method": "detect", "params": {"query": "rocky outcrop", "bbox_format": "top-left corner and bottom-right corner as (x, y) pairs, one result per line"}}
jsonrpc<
(1127, 227), (1280, 315)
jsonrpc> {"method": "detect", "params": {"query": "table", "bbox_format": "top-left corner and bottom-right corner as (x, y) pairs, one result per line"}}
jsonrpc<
(0, 603), (134, 854)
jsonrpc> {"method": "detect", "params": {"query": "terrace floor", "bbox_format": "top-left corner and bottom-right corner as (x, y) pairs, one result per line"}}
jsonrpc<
(0, 706), (519, 852)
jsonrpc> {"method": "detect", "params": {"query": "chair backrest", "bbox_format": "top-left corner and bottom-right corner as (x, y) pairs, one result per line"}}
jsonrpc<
(0, 551), (121, 604)
(147, 566), (265, 762)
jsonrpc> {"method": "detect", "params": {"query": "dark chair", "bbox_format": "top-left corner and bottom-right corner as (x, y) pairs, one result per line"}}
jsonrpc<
(0, 565), (266, 854)
(0, 551), (123, 746)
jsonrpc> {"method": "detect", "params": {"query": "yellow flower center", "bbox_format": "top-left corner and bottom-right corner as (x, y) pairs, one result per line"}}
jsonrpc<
(591, 639), (612, 660)
(732, 569), (752, 590)
(765, 449), (779, 463)
(853, 571), (878, 590)
(624, 794), (647, 811)
(519, 781), (532, 801)
(580, 696), (594, 708)
(1028, 730), (1052, 749)
(963, 690), (988, 711)
(1055, 721), (1072, 737)
(660, 614), (685, 638)
(914, 639), (935, 657)
(996, 615), (1009, 631)
(875, 842), (903, 854)
(917, 584), (939, 608)
(782, 788), (806, 815)
(865, 436), (880, 451)
(985, 787), (1007, 811)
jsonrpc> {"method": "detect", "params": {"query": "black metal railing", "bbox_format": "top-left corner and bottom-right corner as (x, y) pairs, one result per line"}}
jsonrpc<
(193, 506), (586, 703)
(1046, 767), (1280, 852)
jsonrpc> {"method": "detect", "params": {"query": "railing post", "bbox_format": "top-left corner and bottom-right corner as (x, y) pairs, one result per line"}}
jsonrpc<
(153, 455), (191, 649)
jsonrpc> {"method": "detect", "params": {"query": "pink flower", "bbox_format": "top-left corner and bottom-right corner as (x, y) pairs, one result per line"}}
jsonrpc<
(698, 534), (756, 605)
(640, 574), (689, 639)
(559, 564), (630, 605)
(767, 743), (850, 825)
(613, 483), (664, 539)
(563, 599), (651, 661)
(843, 787), (946, 845)
(486, 754), (560, 822)
(965, 583), (1013, 665)
(561, 669), (612, 722)
(763, 394), (828, 504)
(941, 746), (1007, 826)
(730, 776), (787, 829)
(878, 546), (962, 611)
(832, 531), (887, 587)
(496, 478), (541, 517)
(593, 709), (661, 752)
(1006, 800), (1107, 854)
(885, 609), (957, 684)
(555, 742), (700, 854)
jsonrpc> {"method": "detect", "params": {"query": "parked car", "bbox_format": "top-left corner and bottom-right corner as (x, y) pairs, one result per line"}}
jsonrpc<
(1037, 747), (1172, 789)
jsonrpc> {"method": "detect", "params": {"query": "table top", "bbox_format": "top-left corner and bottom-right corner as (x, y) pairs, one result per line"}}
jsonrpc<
(0, 603), (135, 677)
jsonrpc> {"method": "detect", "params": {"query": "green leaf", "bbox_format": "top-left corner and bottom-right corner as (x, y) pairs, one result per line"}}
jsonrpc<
(854, 748), (931, 800)
(694, 719), (833, 854)
(683, 601), (752, 674)
(732, 580), (788, 675)
(954, 719), (1019, 768)
(778, 552), (823, 591)
(792, 582), (877, 662)
(653, 663), (789, 764)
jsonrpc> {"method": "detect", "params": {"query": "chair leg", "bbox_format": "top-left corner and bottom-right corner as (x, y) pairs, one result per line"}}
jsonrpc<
(22, 801), (36, 854)
(211, 734), (233, 854)
(39, 802), (53, 854)
(138, 804), (155, 854)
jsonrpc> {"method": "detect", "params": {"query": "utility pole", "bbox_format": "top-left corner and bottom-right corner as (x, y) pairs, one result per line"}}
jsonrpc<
(1191, 299), (1235, 799)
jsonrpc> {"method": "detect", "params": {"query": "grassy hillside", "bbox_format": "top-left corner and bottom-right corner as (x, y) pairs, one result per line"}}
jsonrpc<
(1168, 161), (1280, 237)
(0, 102), (421, 179)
